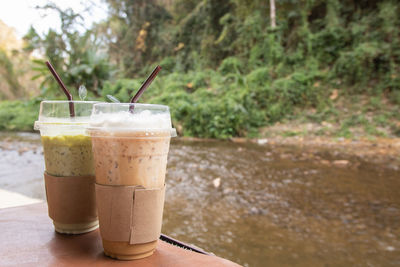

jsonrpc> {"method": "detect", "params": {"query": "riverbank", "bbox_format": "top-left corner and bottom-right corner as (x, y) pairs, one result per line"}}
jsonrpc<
(1, 91), (399, 139)
(182, 134), (400, 170)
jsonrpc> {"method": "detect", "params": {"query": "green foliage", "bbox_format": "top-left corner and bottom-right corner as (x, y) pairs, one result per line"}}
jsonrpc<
(3, 0), (400, 138)
(312, 27), (348, 64)
(333, 42), (382, 87)
(246, 67), (270, 86)
(24, 4), (114, 98)
(101, 67), (322, 138)
(159, 57), (176, 74)
(0, 49), (22, 98)
(218, 57), (243, 75)
(391, 91), (400, 105)
(0, 100), (39, 131)
(101, 79), (142, 103)
(103, 0), (172, 76)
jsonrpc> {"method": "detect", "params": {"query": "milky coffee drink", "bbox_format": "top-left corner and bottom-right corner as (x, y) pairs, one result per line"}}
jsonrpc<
(89, 103), (175, 260)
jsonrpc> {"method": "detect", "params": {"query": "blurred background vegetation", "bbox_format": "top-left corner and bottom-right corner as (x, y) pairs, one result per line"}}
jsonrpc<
(0, 0), (399, 138)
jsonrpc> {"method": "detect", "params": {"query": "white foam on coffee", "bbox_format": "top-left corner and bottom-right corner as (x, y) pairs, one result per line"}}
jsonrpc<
(90, 110), (172, 130)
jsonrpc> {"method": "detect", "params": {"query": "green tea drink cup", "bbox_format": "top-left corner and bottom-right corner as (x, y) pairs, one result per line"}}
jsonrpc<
(34, 101), (99, 234)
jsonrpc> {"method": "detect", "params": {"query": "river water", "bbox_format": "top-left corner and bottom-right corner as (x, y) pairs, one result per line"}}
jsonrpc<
(0, 132), (399, 266)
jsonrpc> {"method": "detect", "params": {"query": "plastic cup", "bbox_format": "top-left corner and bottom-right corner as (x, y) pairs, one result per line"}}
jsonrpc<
(34, 101), (99, 234)
(88, 103), (176, 260)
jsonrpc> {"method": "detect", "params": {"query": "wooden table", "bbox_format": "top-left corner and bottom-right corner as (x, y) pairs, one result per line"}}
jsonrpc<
(0, 203), (240, 266)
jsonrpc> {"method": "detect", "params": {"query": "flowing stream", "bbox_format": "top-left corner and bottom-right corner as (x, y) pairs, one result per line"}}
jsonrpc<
(0, 132), (399, 266)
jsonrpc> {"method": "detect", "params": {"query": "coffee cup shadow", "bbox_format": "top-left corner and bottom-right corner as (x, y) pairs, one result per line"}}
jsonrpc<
(47, 229), (104, 264)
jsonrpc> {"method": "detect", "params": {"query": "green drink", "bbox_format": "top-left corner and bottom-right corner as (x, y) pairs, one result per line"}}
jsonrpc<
(35, 101), (99, 234)
(41, 135), (94, 177)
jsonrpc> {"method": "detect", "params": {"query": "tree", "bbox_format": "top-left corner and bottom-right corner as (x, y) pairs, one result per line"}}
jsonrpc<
(0, 49), (22, 99)
(0, 20), (40, 100)
(24, 3), (114, 98)
(101, 0), (171, 77)
(270, 0), (276, 29)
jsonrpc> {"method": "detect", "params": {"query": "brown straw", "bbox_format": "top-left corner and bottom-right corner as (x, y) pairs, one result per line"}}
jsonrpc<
(45, 61), (75, 117)
(129, 65), (162, 112)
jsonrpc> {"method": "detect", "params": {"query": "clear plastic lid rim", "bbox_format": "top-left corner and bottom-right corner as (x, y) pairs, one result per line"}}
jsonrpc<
(87, 127), (177, 138)
(34, 121), (90, 131)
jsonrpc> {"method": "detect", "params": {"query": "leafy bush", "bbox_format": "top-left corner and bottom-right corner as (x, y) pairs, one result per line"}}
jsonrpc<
(246, 67), (270, 87)
(312, 27), (348, 64)
(0, 100), (39, 131)
(160, 57), (176, 74)
(333, 42), (382, 87)
(101, 79), (142, 102)
(218, 57), (243, 75)
(2, 0), (400, 138)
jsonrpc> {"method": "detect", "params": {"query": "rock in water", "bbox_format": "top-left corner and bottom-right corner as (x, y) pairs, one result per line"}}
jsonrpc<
(333, 160), (350, 168)
(213, 177), (221, 188)
(257, 139), (268, 145)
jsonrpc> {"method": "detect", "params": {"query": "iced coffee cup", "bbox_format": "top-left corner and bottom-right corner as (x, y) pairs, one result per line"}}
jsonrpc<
(88, 103), (176, 260)
(34, 101), (99, 234)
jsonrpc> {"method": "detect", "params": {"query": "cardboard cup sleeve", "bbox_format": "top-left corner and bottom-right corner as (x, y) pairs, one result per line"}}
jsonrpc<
(95, 184), (166, 245)
(44, 172), (97, 224)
